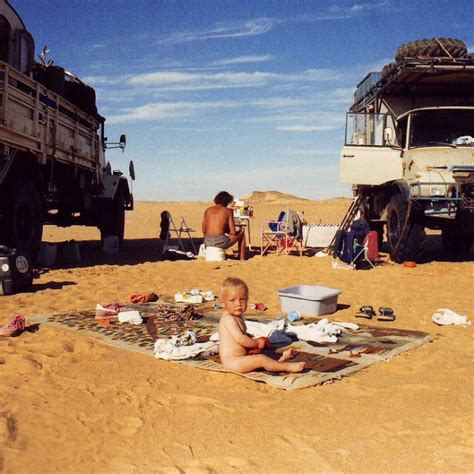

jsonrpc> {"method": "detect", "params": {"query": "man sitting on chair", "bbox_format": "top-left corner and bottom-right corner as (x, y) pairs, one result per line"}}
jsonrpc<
(202, 191), (246, 261)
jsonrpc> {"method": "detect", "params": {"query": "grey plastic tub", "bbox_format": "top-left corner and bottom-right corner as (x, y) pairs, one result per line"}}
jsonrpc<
(278, 285), (341, 317)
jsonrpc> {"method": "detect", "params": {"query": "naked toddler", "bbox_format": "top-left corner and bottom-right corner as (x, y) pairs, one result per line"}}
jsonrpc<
(218, 277), (305, 374)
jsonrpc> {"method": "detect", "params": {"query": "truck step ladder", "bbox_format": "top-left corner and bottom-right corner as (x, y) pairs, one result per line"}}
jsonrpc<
(326, 191), (367, 253)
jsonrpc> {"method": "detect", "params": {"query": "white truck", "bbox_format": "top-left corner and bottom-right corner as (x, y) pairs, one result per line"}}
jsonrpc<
(0, 0), (134, 258)
(340, 38), (474, 262)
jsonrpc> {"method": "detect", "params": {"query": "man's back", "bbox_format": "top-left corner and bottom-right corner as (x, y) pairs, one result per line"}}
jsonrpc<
(203, 205), (232, 236)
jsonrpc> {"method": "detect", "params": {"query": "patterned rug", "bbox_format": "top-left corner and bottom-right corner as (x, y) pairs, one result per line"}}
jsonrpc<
(30, 302), (433, 390)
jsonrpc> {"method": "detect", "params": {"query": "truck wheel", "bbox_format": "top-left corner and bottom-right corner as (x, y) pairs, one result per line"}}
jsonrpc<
(386, 195), (425, 263)
(100, 194), (125, 245)
(442, 228), (473, 253)
(2, 177), (43, 259)
(395, 38), (467, 61)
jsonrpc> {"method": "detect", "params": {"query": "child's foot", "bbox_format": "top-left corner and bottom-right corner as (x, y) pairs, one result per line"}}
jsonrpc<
(285, 361), (306, 373)
(278, 348), (296, 362)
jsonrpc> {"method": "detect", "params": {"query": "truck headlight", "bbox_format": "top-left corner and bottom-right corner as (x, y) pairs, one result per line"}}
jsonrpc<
(430, 186), (445, 196)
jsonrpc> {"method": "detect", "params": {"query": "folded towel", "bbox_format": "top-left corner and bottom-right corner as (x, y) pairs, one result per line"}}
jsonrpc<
(286, 318), (344, 343)
(153, 330), (218, 360)
(118, 310), (143, 325)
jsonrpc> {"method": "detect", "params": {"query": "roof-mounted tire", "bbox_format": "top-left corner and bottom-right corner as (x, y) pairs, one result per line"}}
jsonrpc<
(395, 38), (467, 62)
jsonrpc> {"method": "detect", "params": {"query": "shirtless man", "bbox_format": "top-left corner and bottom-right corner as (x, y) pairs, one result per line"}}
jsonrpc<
(202, 191), (246, 261)
(218, 277), (306, 374)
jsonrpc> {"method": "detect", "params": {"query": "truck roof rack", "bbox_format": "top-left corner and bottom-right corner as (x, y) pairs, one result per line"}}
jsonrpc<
(352, 56), (474, 111)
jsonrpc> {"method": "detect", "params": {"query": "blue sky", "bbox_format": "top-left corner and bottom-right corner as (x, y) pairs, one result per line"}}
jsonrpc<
(13, 0), (474, 201)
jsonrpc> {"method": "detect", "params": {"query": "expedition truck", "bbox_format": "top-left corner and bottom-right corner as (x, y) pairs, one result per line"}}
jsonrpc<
(0, 0), (134, 259)
(340, 38), (474, 262)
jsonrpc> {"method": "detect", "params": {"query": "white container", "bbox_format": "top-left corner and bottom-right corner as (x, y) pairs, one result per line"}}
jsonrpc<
(278, 285), (341, 317)
(103, 235), (119, 255)
(37, 243), (57, 267)
(205, 246), (225, 262)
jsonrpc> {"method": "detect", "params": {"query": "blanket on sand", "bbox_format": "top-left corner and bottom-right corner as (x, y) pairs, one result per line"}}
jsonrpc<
(30, 303), (433, 390)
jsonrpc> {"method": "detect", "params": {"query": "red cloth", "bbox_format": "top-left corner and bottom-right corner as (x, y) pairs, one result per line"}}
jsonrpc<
(365, 231), (379, 262)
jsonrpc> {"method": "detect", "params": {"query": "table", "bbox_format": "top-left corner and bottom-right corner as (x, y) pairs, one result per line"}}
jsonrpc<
(235, 216), (253, 250)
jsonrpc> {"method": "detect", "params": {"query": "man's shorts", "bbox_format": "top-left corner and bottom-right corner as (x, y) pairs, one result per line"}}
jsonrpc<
(204, 234), (233, 249)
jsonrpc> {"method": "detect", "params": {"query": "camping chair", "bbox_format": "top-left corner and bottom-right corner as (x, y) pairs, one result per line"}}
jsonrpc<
(261, 210), (304, 256)
(332, 229), (378, 270)
(159, 211), (197, 256)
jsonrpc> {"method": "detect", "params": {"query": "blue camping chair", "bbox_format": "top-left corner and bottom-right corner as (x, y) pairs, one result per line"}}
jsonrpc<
(261, 210), (304, 256)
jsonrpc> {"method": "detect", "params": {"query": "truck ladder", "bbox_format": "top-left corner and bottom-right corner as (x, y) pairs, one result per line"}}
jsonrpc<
(326, 191), (367, 253)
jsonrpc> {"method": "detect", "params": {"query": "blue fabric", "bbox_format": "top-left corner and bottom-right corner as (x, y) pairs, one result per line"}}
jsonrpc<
(268, 211), (286, 232)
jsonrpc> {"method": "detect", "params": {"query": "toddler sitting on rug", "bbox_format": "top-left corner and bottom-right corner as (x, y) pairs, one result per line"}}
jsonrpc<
(218, 277), (305, 373)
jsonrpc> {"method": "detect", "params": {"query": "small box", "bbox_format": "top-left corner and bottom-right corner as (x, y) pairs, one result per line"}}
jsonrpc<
(278, 285), (341, 317)
(37, 242), (57, 267)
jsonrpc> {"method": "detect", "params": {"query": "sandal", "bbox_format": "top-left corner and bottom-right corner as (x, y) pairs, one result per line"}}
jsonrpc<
(378, 307), (395, 321)
(355, 305), (376, 319)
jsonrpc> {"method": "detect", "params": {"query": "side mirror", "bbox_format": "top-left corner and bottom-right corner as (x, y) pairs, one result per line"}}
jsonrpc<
(119, 134), (127, 150)
(384, 127), (394, 145)
(129, 160), (135, 181)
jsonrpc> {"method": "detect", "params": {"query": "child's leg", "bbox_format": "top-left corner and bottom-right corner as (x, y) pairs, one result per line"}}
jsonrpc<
(225, 353), (305, 374)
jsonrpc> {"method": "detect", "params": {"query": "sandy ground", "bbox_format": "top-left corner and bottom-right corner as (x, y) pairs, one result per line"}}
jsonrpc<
(0, 198), (473, 473)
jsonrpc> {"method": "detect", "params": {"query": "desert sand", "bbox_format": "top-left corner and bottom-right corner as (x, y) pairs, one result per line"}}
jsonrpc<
(0, 195), (473, 473)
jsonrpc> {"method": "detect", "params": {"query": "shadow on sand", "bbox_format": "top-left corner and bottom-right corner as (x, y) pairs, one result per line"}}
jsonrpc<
(35, 233), (473, 271)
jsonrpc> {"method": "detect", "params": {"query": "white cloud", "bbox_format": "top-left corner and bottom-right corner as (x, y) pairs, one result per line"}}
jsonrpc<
(276, 125), (337, 132)
(163, 18), (274, 43)
(212, 55), (275, 66)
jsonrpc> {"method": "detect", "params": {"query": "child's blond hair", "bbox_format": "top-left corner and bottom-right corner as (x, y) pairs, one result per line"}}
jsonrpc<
(220, 277), (249, 297)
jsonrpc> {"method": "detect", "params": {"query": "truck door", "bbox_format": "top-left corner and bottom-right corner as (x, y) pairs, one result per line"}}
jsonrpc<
(339, 113), (403, 185)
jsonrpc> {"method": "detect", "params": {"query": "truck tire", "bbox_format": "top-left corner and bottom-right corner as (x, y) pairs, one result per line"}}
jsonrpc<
(2, 177), (43, 259)
(386, 194), (425, 263)
(100, 194), (125, 245)
(395, 38), (467, 61)
(442, 227), (473, 253)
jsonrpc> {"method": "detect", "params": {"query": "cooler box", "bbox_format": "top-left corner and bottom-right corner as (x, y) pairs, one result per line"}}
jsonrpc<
(278, 285), (341, 316)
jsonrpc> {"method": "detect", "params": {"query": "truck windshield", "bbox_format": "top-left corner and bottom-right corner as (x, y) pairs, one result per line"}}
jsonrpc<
(410, 109), (474, 147)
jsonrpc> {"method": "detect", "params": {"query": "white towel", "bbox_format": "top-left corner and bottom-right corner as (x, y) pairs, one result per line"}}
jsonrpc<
(432, 308), (471, 326)
(286, 318), (344, 343)
(118, 310), (143, 325)
(210, 319), (292, 344)
(154, 337), (218, 360)
(245, 319), (292, 344)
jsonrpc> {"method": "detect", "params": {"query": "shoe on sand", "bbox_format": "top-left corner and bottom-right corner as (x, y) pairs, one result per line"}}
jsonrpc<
(355, 305), (376, 319)
(378, 307), (395, 321)
(0, 315), (26, 337)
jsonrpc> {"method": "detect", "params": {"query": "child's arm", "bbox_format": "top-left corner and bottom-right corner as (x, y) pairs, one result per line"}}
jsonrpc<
(224, 317), (259, 349)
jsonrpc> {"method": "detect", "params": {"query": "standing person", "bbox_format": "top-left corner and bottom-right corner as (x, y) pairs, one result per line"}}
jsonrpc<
(202, 191), (246, 261)
(218, 277), (305, 373)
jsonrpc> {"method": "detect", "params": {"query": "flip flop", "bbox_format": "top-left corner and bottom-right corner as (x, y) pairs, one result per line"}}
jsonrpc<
(355, 305), (376, 319)
(378, 307), (395, 321)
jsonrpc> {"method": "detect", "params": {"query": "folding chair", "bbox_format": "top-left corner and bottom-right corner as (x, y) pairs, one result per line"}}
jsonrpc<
(159, 211), (197, 255)
(261, 210), (304, 256)
(332, 229), (378, 270)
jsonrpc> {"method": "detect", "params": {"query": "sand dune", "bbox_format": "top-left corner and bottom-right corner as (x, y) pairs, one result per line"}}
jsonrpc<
(0, 198), (473, 473)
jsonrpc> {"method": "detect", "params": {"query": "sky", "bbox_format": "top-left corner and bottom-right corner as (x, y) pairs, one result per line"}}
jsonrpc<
(12, 0), (474, 202)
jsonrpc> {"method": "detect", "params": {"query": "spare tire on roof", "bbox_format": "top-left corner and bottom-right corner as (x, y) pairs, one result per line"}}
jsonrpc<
(381, 61), (397, 78)
(395, 38), (467, 61)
